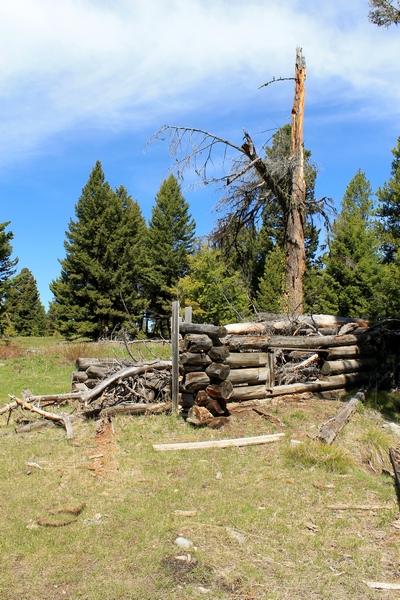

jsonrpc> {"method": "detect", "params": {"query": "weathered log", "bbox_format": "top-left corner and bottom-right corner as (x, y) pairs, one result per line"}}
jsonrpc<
(326, 345), (375, 359)
(205, 362), (230, 381)
(15, 420), (54, 433)
(206, 398), (226, 416)
(75, 357), (131, 371)
(224, 332), (375, 351)
(11, 396), (74, 439)
(228, 367), (270, 385)
(206, 380), (234, 401)
(71, 371), (89, 383)
(321, 358), (377, 376)
(316, 387), (368, 444)
(100, 402), (172, 417)
(230, 373), (369, 401)
(224, 322), (266, 335)
(179, 323), (228, 337)
(86, 365), (113, 379)
(81, 361), (172, 404)
(0, 401), (18, 416)
(183, 334), (213, 353)
(186, 405), (214, 426)
(208, 345), (230, 362)
(195, 390), (213, 406)
(225, 352), (271, 368)
(255, 314), (368, 330)
(153, 432), (285, 451)
(180, 352), (212, 367)
(183, 371), (211, 393)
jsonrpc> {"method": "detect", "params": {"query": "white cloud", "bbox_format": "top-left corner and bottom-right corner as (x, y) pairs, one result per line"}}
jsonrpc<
(0, 0), (399, 168)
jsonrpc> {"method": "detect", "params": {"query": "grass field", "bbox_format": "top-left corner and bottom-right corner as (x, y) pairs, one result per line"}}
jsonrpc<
(1, 338), (400, 599)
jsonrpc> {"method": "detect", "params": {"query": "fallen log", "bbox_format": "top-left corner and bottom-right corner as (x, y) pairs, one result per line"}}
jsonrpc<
(321, 358), (377, 376)
(316, 387), (368, 444)
(81, 361), (172, 404)
(11, 396), (75, 439)
(153, 432), (285, 451)
(180, 352), (212, 367)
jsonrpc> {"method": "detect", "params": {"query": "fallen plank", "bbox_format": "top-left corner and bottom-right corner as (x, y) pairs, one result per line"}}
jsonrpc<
(327, 504), (393, 510)
(153, 432), (284, 451)
(365, 581), (400, 590)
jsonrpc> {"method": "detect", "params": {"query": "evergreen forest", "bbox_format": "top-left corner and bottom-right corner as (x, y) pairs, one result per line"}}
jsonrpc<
(1, 133), (400, 340)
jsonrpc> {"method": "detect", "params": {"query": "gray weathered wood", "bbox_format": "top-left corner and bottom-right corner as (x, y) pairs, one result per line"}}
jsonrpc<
(321, 357), (377, 376)
(225, 352), (271, 367)
(153, 432), (285, 451)
(206, 380), (234, 400)
(205, 362), (230, 381)
(316, 387), (367, 444)
(228, 367), (269, 385)
(184, 371), (211, 393)
(180, 352), (212, 367)
(183, 334), (213, 353)
(171, 301), (180, 415)
(179, 323), (228, 337)
(208, 345), (230, 362)
(224, 332), (374, 351)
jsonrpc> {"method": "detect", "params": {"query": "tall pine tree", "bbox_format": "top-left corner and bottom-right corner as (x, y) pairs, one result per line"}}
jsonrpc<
(146, 175), (196, 334)
(0, 221), (18, 316)
(377, 136), (400, 263)
(3, 268), (47, 336)
(323, 170), (381, 318)
(50, 162), (148, 339)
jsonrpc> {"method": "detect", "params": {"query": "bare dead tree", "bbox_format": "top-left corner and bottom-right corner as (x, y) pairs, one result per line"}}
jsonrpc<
(151, 47), (308, 316)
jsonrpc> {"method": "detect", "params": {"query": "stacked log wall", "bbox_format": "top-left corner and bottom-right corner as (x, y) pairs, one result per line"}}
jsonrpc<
(179, 321), (379, 410)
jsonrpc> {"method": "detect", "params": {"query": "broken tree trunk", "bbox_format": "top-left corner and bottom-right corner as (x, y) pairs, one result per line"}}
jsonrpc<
(316, 387), (368, 444)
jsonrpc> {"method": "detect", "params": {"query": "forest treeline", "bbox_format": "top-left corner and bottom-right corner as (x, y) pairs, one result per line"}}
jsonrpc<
(1, 129), (400, 340)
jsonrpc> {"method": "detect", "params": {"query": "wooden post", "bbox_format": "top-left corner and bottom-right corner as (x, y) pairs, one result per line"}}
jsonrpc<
(171, 301), (180, 415)
(184, 306), (192, 324)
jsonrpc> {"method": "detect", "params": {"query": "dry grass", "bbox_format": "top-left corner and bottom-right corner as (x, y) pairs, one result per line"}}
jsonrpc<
(1, 342), (400, 599)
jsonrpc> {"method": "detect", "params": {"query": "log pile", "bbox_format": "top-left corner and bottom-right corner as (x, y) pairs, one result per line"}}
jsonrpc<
(179, 316), (380, 419)
(71, 358), (172, 413)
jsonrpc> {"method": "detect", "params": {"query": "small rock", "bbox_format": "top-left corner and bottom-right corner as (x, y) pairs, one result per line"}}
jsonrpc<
(198, 586), (210, 594)
(215, 471), (222, 480)
(226, 527), (246, 544)
(175, 536), (194, 549)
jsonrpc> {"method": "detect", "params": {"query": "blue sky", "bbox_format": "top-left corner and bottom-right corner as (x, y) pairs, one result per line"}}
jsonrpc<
(0, 0), (399, 309)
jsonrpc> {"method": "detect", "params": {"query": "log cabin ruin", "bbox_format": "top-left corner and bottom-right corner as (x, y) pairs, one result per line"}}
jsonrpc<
(63, 311), (399, 430)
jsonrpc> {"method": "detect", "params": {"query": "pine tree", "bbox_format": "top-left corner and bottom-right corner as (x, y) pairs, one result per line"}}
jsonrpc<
(178, 245), (250, 325)
(0, 221), (18, 314)
(3, 268), (47, 336)
(323, 170), (382, 318)
(50, 162), (148, 339)
(377, 136), (400, 263)
(146, 175), (196, 333)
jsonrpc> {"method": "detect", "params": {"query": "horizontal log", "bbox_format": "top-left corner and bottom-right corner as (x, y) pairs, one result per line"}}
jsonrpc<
(180, 352), (212, 367)
(179, 323), (227, 337)
(208, 345), (230, 362)
(71, 371), (89, 383)
(180, 393), (195, 408)
(183, 334), (213, 353)
(228, 367), (270, 385)
(184, 371), (211, 393)
(206, 380), (234, 401)
(195, 390), (213, 406)
(153, 432), (285, 451)
(326, 345), (375, 359)
(100, 402), (172, 417)
(86, 365), (113, 379)
(224, 322), (267, 335)
(205, 362), (230, 381)
(75, 357), (131, 371)
(255, 314), (368, 330)
(224, 332), (375, 351)
(230, 373), (369, 401)
(321, 358), (377, 376)
(225, 352), (271, 368)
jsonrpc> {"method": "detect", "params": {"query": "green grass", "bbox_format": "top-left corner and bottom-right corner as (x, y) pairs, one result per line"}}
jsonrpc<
(0, 339), (400, 599)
